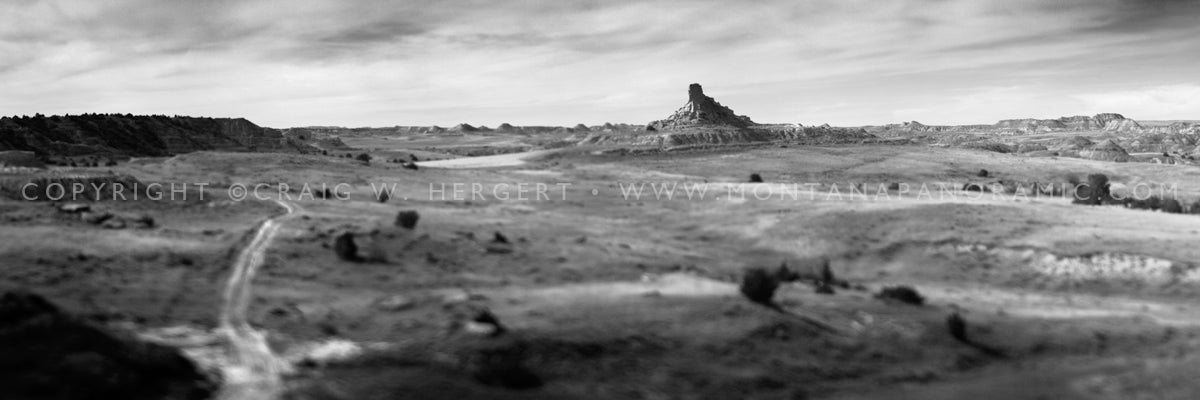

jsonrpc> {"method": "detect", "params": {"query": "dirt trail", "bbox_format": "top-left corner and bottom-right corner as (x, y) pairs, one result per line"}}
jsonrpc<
(216, 200), (295, 400)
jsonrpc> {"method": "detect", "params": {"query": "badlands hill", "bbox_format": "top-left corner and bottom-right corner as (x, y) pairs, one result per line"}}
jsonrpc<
(870, 113), (1200, 137)
(869, 113), (1200, 159)
(0, 114), (305, 157)
(581, 83), (874, 149)
(647, 83), (756, 130)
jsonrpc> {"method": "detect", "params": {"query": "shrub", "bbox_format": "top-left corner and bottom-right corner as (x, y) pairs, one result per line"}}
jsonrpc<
(977, 169), (989, 178)
(875, 286), (925, 305)
(403, 162), (419, 171)
(774, 262), (799, 282)
(1191, 200), (1200, 214)
(740, 267), (779, 305)
(356, 153), (372, 163)
(749, 173), (763, 183)
(817, 259), (833, 286)
(377, 191), (390, 203)
(469, 340), (542, 389)
(1146, 195), (1162, 210)
(492, 231), (510, 244)
(963, 183), (984, 192)
(395, 210), (419, 229)
(1162, 198), (1183, 214)
(334, 232), (359, 261)
(947, 312), (968, 342)
(1072, 174), (1109, 205)
(410, 154), (419, 161)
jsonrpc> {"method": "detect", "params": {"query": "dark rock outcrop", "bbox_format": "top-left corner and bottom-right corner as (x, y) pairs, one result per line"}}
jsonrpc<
(0, 114), (300, 157)
(648, 84), (755, 130)
(0, 291), (216, 400)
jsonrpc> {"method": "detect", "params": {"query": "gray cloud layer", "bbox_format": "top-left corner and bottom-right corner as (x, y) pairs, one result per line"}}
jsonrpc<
(2, 0), (1198, 126)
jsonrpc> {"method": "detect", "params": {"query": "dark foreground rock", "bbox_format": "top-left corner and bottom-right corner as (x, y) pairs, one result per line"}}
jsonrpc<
(0, 291), (216, 400)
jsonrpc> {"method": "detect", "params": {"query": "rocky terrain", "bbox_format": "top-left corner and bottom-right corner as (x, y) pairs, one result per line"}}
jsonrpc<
(580, 84), (875, 150)
(6, 83), (1200, 400)
(0, 114), (308, 158)
(647, 83), (756, 130)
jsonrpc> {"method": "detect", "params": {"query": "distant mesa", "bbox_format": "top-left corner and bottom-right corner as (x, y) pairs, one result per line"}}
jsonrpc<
(573, 123), (590, 131)
(0, 114), (300, 157)
(648, 83), (755, 131)
(450, 123), (479, 132)
(496, 123), (517, 132)
(994, 113), (1132, 133)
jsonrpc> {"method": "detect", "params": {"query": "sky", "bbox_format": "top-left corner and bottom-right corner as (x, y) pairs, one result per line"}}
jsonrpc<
(1, 0), (1198, 128)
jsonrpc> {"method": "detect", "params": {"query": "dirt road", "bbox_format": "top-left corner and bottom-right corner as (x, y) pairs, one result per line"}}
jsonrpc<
(216, 200), (295, 400)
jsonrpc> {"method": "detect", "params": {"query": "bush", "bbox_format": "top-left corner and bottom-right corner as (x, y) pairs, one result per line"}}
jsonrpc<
(947, 312), (968, 342)
(1146, 196), (1162, 210)
(334, 232), (359, 262)
(977, 169), (989, 178)
(1191, 200), (1200, 214)
(377, 191), (390, 203)
(962, 183), (984, 192)
(749, 173), (764, 183)
(740, 267), (779, 305)
(1162, 198), (1183, 214)
(875, 286), (924, 305)
(356, 153), (372, 163)
(394, 210), (419, 229)
(1072, 174), (1110, 205)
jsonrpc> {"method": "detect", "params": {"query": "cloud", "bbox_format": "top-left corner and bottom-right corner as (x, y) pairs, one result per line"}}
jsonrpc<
(1075, 85), (1200, 120)
(1, 0), (1199, 126)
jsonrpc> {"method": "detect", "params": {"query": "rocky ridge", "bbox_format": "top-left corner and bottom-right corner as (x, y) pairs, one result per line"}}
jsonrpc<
(0, 114), (305, 157)
(647, 84), (755, 130)
(578, 83), (874, 150)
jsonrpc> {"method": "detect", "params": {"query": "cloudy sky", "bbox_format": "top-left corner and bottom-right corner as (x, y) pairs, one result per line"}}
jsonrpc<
(2, 0), (1198, 127)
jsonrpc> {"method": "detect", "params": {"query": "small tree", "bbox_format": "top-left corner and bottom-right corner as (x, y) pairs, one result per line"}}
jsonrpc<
(977, 169), (989, 178)
(394, 210), (419, 229)
(876, 286), (925, 305)
(1162, 198), (1183, 214)
(377, 191), (390, 203)
(740, 267), (779, 305)
(356, 153), (372, 164)
(947, 312), (968, 342)
(1146, 196), (1162, 210)
(1073, 174), (1109, 205)
(749, 173), (764, 183)
(334, 232), (359, 262)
